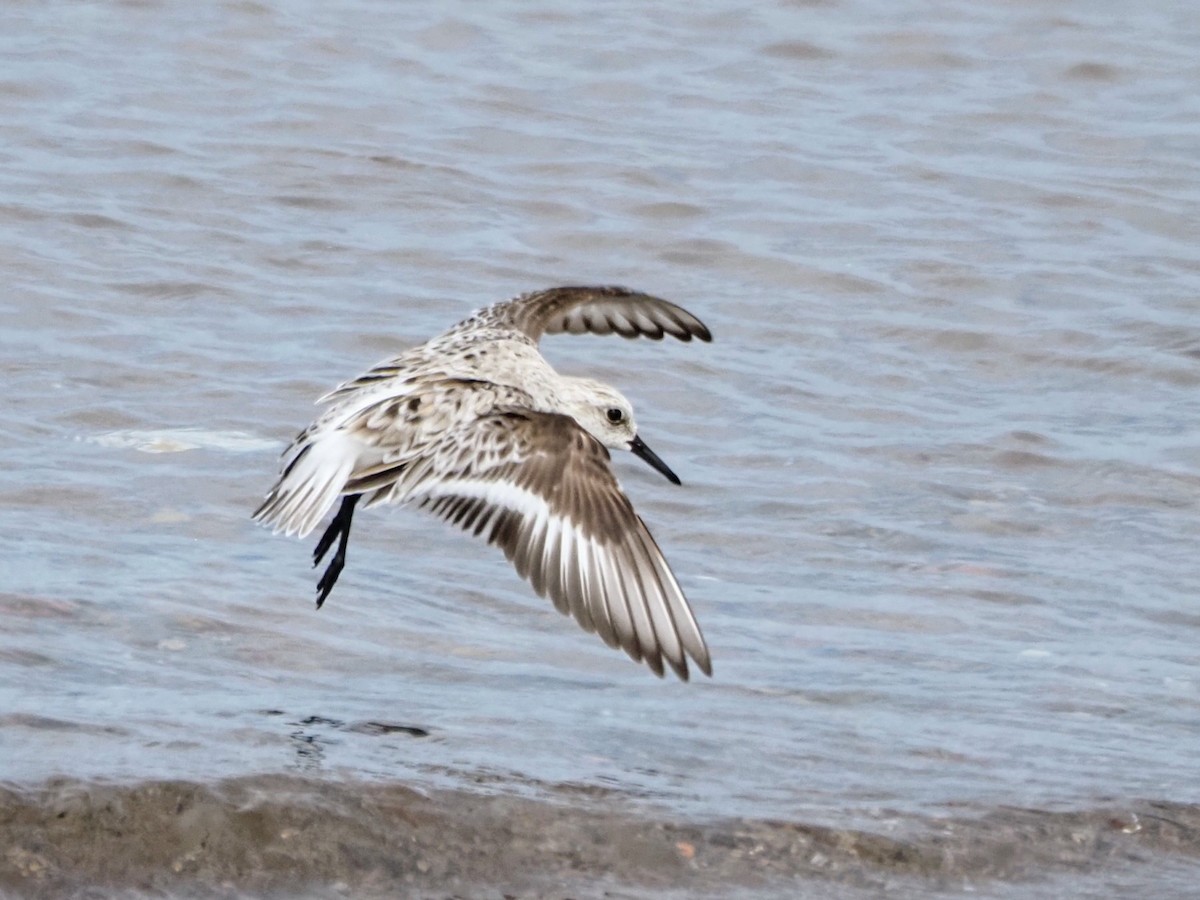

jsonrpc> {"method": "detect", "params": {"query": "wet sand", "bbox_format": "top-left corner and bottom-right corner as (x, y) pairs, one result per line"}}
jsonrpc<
(3, 775), (1198, 899)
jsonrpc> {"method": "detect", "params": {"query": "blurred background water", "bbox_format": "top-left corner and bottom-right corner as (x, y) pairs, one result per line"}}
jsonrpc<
(2, 0), (1199, 894)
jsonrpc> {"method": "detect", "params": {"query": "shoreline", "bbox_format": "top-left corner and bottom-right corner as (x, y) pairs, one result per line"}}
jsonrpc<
(3, 774), (1197, 898)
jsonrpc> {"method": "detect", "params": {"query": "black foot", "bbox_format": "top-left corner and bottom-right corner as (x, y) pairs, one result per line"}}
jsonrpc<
(313, 494), (360, 608)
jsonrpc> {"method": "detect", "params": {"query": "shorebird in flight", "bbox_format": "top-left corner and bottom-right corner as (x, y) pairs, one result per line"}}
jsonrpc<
(254, 285), (712, 680)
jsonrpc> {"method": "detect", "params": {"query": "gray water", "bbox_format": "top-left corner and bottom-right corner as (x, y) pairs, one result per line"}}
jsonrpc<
(2, 0), (1199, 895)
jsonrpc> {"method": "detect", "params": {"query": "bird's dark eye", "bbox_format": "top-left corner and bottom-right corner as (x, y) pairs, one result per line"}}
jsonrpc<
(606, 407), (624, 424)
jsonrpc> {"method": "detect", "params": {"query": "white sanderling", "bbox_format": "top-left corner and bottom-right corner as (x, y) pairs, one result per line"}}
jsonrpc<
(253, 285), (713, 680)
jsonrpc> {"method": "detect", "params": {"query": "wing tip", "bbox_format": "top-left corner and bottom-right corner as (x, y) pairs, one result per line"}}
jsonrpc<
(662, 644), (713, 682)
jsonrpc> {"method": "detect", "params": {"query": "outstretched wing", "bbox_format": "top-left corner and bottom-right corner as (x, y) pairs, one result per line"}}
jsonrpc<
(381, 408), (711, 681)
(489, 285), (712, 344)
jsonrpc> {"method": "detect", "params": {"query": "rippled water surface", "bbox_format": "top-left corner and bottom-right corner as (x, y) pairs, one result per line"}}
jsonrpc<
(3, 0), (1199, 895)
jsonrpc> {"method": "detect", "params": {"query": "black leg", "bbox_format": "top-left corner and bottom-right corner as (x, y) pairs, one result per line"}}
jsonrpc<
(313, 494), (354, 567)
(313, 494), (360, 609)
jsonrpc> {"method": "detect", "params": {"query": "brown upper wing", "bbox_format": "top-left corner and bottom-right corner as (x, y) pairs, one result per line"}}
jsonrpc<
(494, 285), (713, 344)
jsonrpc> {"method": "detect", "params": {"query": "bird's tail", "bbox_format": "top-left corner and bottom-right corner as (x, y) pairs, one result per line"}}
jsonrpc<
(253, 431), (358, 538)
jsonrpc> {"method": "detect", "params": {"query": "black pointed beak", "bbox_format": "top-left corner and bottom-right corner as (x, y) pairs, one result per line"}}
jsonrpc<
(628, 434), (681, 485)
